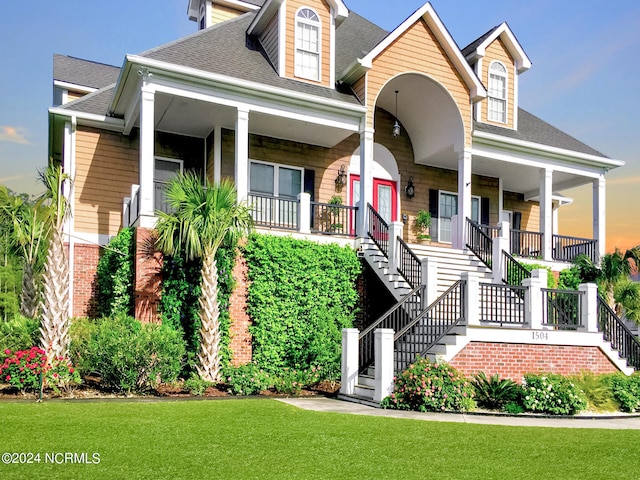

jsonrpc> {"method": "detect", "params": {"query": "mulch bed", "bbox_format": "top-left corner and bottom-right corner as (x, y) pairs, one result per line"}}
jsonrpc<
(0, 378), (341, 401)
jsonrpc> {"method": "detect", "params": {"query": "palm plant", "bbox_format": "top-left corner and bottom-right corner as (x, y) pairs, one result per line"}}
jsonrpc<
(38, 164), (72, 365)
(155, 174), (252, 382)
(0, 186), (50, 318)
(574, 247), (640, 319)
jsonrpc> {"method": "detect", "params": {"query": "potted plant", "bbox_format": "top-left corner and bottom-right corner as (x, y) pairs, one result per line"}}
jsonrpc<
(415, 210), (432, 243)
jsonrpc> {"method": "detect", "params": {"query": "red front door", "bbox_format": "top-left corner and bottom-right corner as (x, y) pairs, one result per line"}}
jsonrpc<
(373, 178), (397, 223)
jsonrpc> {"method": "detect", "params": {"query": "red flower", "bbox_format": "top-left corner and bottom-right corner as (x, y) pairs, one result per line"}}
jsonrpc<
(5, 375), (10, 381)
(3, 349), (10, 356)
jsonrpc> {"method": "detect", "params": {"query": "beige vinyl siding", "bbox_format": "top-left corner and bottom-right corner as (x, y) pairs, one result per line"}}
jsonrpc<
(66, 90), (85, 103)
(74, 127), (138, 236)
(352, 75), (366, 105)
(259, 11), (280, 72)
(211, 4), (243, 25)
(481, 38), (515, 129)
(504, 191), (539, 231)
(367, 19), (472, 147)
(285, 0), (331, 87)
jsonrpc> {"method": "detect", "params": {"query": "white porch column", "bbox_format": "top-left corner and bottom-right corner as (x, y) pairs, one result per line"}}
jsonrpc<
(235, 108), (250, 202)
(455, 149), (472, 249)
(492, 220), (510, 284)
(138, 84), (156, 228)
(540, 168), (553, 261)
(462, 272), (480, 326)
(579, 283), (599, 333)
(593, 175), (606, 259)
(421, 257), (438, 308)
(523, 269), (547, 330)
(213, 125), (222, 185)
(340, 328), (359, 396)
(373, 328), (395, 403)
(357, 127), (375, 237)
(298, 192), (311, 234)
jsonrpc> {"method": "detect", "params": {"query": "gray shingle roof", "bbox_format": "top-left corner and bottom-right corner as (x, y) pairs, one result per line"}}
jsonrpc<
(58, 84), (117, 115)
(335, 11), (388, 74)
(53, 54), (120, 89)
(474, 108), (607, 157)
(461, 26), (499, 58)
(243, 0), (266, 6)
(139, 12), (361, 105)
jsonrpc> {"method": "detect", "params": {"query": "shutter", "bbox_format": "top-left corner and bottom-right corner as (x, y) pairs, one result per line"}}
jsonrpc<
(512, 211), (522, 230)
(303, 169), (315, 201)
(429, 189), (439, 240)
(511, 211), (522, 254)
(481, 197), (490, 225)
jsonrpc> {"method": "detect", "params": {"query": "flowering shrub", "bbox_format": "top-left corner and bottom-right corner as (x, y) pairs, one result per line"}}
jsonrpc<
(382, 358), (475, 412)
(0, 347), (80, 394)
(522, 374), (587, 415)
(0, 347), (46, 391)
(605, 373), (640, 413)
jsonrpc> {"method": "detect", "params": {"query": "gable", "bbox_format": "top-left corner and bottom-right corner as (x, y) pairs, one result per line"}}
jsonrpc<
(481, 37), (515, 129)
(367, 19), (472, 146)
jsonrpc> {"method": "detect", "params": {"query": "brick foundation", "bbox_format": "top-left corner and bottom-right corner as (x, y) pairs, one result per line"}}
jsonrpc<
(228, 249), (252, 366)
(71, 243), (100, 318)
(450, 342), (620, 382)
(134, 228), (162, 324)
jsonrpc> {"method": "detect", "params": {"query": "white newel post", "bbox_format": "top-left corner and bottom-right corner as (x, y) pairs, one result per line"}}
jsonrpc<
(579, 283), (599, 333)
(492, 221), (510, 284)
(298, 193), (311, 234)
(213, 126), (222, 185)
(451, 214), (459, 249)
(340, 328), (359, 396)
(138, 84), (155, 228)
(235, 108), (250, 202)
(357, 128), (375, 238)
(421, 258), (438, 308)
(373, 328), (395, 403)
(523, 269), (547, 330)
(388, 222), (404, 273)
(463, 272), (480, 326)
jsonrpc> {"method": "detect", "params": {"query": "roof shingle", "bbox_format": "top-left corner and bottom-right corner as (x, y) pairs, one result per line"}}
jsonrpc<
(53, 54), (120, 89)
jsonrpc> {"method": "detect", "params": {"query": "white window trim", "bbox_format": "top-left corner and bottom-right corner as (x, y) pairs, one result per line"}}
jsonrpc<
(438, 190), (481, 244)
(249, 159), (304, 198)
(488, 60), (508, 124)
(294, 7), (322, 82)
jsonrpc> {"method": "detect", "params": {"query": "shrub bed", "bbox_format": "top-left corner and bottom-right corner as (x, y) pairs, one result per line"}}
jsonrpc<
(522, 374), (587, 415)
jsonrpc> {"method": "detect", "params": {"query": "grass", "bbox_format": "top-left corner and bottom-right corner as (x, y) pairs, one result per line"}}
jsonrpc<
(1, 398), (639, 479)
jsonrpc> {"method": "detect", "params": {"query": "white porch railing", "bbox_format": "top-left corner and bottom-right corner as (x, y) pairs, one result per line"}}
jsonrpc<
(122, 184), (140, 228)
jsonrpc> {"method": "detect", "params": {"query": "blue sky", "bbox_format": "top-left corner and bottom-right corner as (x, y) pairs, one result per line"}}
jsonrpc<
(1, 0), (638, 247)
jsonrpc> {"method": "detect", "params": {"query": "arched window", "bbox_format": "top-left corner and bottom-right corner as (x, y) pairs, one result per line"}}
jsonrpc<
(295, 8), (320, 81)
(488, 61), (507, 123)
(199, 3), (206, 30)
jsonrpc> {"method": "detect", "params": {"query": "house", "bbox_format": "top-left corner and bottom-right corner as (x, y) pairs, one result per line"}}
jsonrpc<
(48, 1), (636, 393)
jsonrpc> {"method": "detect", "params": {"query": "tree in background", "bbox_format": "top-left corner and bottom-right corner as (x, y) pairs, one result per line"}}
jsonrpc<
(38, 164), (72, 364)
(155, 174), (252, 382)
(0, 186), (49, 318)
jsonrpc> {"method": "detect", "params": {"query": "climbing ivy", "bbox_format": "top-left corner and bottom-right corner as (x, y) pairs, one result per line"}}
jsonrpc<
(243, 234), (361, 377)
(96, 228), (135, 318)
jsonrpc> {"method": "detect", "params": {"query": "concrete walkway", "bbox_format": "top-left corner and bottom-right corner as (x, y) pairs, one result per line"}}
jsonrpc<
(276, 397), (640, 430)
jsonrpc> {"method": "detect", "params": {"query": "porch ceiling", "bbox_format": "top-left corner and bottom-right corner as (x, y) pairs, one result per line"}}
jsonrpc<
(472, 153), (594, 196)
(139, 93), (356, 147)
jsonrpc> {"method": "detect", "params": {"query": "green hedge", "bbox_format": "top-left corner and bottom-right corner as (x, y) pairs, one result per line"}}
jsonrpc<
(96, 228), (135, 318)
(243, 234), (361, 376)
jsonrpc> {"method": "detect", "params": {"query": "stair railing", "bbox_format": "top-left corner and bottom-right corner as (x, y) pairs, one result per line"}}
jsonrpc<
(502, 250), (531, 286)
(465, 218), (493, 269)
(367, 203), (389, 259)
(358, 285), (425, 373)
(598, 296), (640, 370)
(397, 236), (421, 289)
(393, 280), (466, 373)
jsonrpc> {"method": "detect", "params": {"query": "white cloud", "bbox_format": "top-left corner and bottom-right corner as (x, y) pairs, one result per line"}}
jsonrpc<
(0, 126), (29, 144)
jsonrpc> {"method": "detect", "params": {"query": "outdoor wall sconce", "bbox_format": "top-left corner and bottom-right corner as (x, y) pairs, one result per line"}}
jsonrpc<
(405, 177), (415, 198)
(335, 165), (347, 191)
(392, 90), (401, 137)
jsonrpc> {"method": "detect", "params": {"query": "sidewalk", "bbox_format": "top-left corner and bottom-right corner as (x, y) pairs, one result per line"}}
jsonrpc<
(276, 397), (640, 430)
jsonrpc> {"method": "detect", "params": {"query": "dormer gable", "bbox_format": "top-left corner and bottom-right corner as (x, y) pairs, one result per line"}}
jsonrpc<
(188, 0), (263, 30)
(463, 22), (531, 130)
(248, 0), (348, 88)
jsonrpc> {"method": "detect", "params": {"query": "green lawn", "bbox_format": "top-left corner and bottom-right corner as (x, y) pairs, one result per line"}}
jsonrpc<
(0, 398), (638, 479)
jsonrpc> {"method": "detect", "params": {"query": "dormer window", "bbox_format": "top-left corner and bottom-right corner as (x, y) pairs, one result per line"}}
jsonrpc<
(199, 3), (206, 30)
(488, 61), (507, 123)
(295, 8), (321, 81)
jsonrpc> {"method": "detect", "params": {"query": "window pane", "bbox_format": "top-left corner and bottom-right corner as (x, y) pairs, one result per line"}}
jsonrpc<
(278, 167), (302, 198)
(472, 197), (480, 223)
(154, 159), (181, 183)
(250, 163), (274, 195)
(377, 185), (392, 223)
